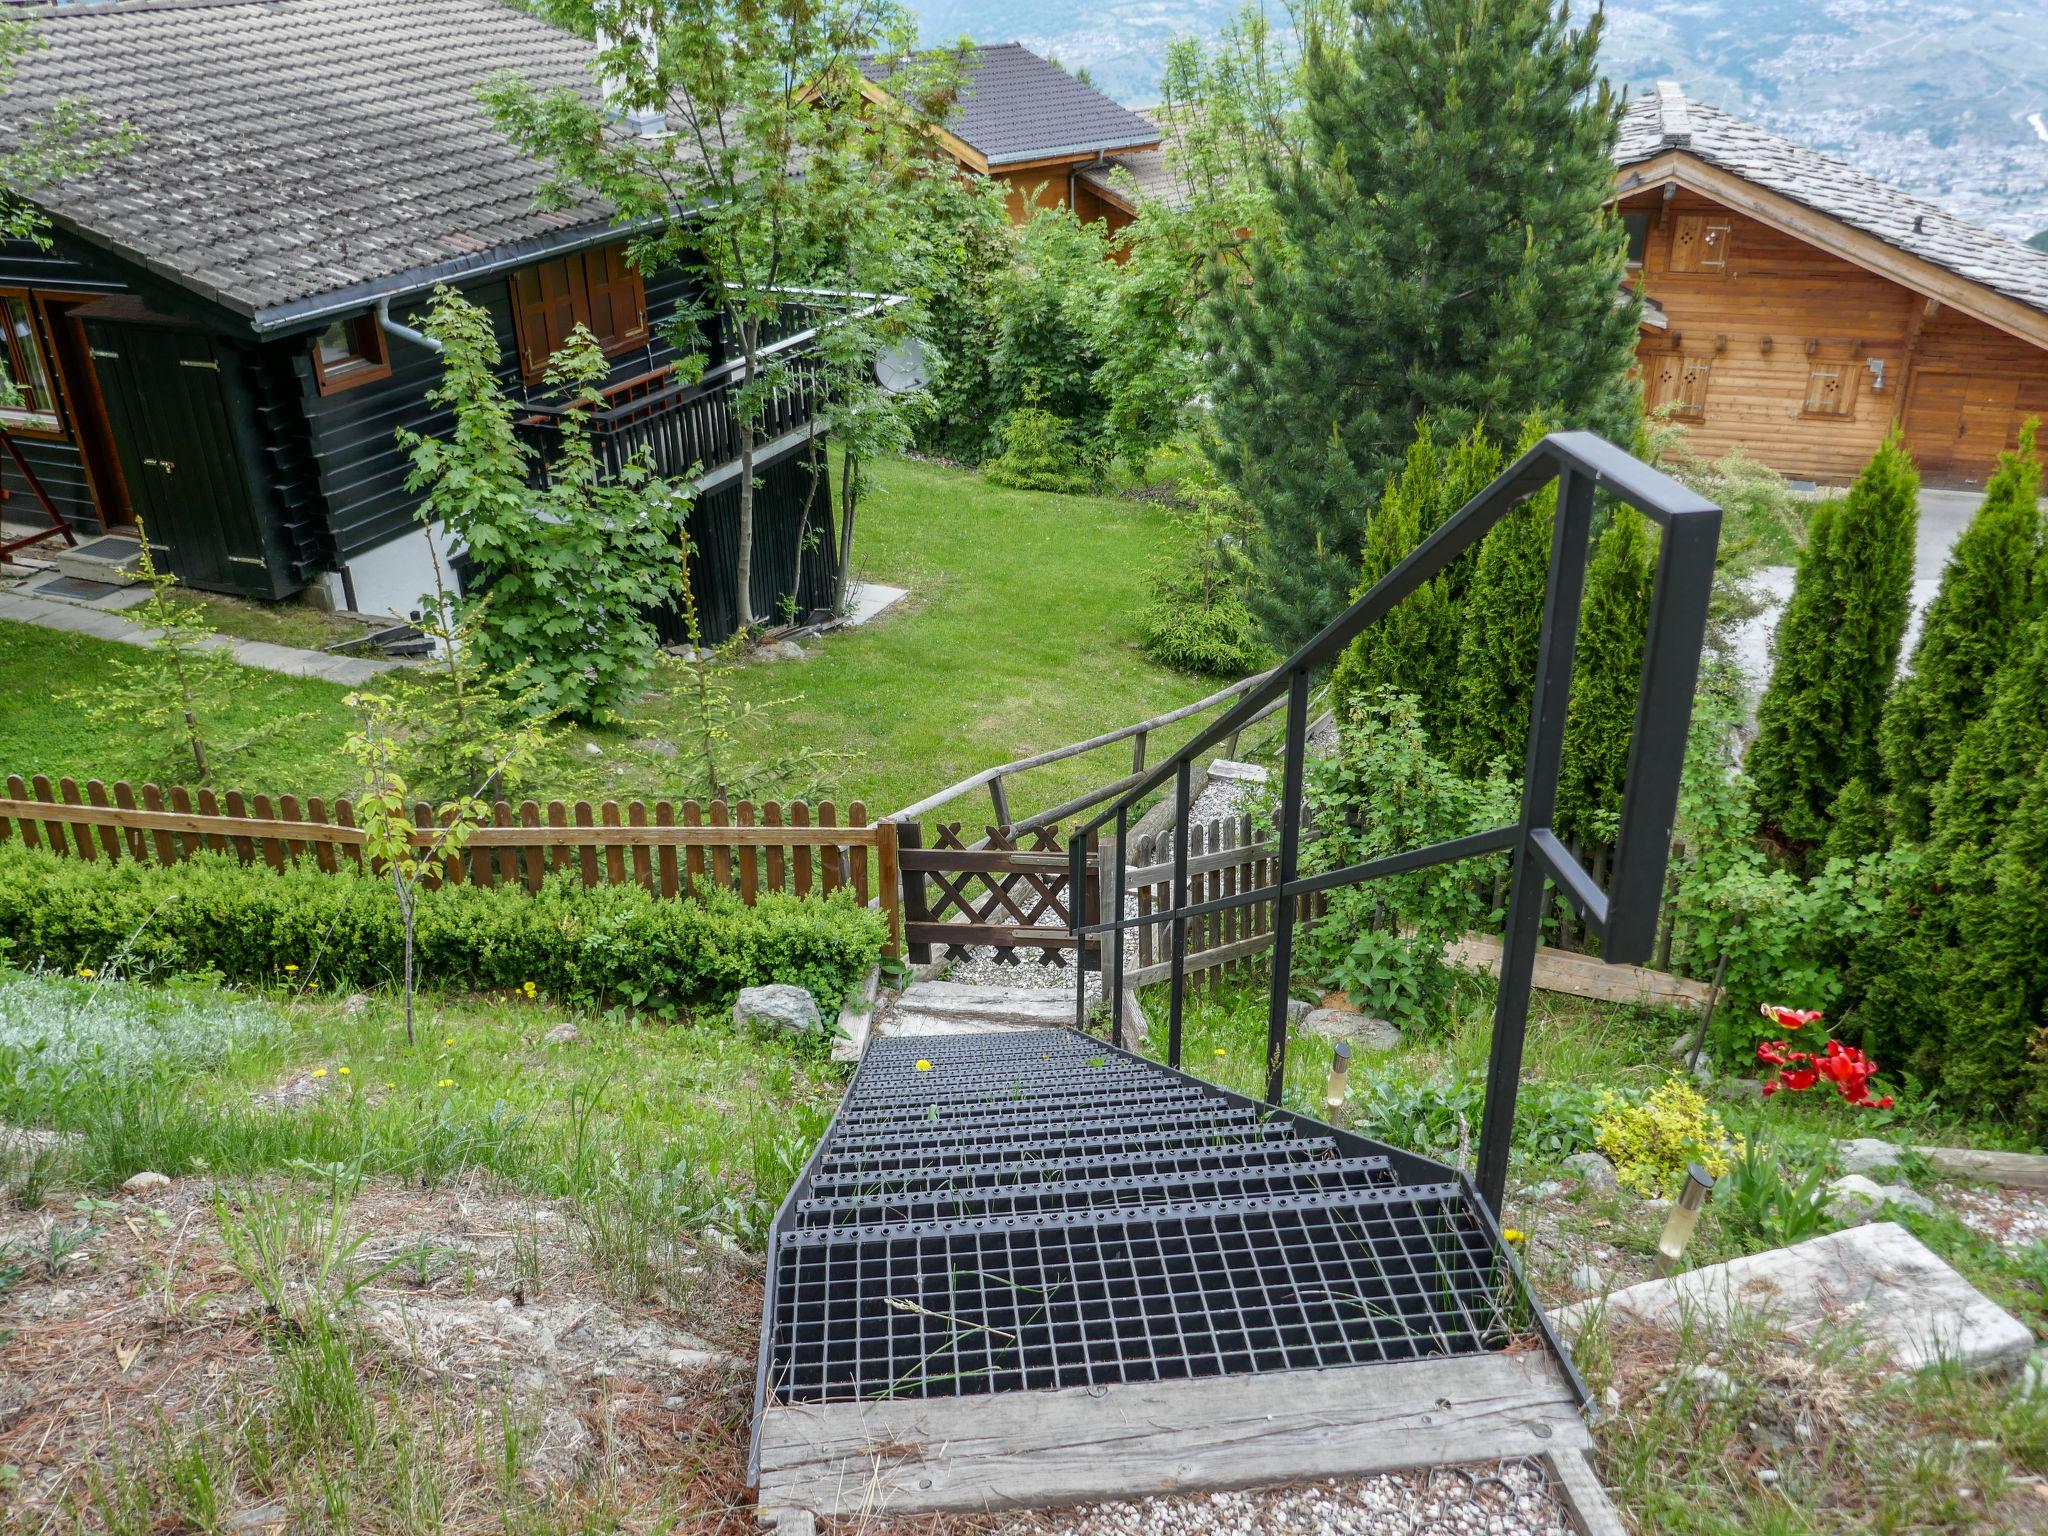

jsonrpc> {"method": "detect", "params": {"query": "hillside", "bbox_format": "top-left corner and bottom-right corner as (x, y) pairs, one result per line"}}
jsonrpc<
(906, 0), (2048, 238)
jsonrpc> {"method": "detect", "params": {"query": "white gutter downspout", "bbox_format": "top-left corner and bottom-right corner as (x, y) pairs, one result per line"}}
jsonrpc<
(375, 295), (441, 355)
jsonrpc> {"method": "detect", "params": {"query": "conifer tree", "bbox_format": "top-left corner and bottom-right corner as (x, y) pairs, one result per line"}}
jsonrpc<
(1446, 417), (1557, 777)
(1747, 433), (1919, 851)
(1881, 420), (2042, 839)
(1555, 506), (1656, 841)
(1202, 0), (1641, 649)
(1943, 750), (2048, 1118)
(1330, 421), (1502, 745)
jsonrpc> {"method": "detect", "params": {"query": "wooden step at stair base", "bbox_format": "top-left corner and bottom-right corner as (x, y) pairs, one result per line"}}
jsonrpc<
(876, 979), (1079, 1037)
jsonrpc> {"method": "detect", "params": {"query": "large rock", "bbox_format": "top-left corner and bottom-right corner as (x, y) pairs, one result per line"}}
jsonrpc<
(1299, 1008), (1401, 1053)
(1828, 1174), (1936, 1223)
(1553, 1222), (2033, 1376)
(734, 984), (823, 1036)
(1562, 1151), (1619, 1192)
(1838, 1137), (1905, 1176)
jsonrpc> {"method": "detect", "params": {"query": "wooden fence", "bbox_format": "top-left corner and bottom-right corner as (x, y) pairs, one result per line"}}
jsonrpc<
(0, 774), (900, 950)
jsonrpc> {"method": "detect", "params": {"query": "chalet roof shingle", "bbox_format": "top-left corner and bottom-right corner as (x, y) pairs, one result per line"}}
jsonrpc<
(1075, 109), (1181, 212)
(1617, 83), (2048, 319)
(0, 0), (619, 328)
(861, 43), (1159, 167)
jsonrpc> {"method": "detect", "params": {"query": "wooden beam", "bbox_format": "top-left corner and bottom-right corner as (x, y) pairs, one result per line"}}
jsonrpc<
(1613, 153), (2048, 353)
(755, 1351), (1589, 1517)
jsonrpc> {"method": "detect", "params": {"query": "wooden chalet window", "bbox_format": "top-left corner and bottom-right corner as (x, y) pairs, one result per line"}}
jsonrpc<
(1622, 213), (1651, 266)
(310, 313), (392, 395)
(1646, 352), (1712, 420)
(1802, 363), (1859, 418)
(0, 290), (61, 433)
(1668, 214), (1733, 274)
(510, 243), (649, 381)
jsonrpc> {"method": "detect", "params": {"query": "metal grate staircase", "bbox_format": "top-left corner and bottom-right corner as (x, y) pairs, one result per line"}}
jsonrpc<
(753, 1029), (1571, 1425)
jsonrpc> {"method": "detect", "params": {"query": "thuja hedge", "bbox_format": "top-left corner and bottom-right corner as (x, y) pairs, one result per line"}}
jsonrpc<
(0, 843), (887, 1013)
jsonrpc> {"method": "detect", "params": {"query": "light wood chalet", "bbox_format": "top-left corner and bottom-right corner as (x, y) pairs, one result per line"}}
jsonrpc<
(1616, 84), (2048, 485)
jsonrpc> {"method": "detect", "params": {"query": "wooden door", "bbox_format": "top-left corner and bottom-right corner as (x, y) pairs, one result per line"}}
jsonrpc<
(1903, 370), (2021, 480)
(83, 318), (273, 596)
(40, 296), (133, 527)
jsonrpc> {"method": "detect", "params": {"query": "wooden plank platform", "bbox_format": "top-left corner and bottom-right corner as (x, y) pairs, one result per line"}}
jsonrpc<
(1449, 932), (1718, 1010)
(755, 1350), (1590, 1518)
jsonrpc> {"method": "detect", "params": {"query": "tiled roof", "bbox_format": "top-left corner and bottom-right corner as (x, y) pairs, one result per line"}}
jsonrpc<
(1618, 82), (2048, 319)
(1076, 110), (1183, 212)
(0, 0), (618, 325)
(862, 43), (1158, 167)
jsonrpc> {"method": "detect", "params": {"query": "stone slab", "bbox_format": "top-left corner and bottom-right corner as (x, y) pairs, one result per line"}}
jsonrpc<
(843, 581), (907, 627)
(1923, 1146), (2048, 1191)
(1553, 1222), (2033, 1375)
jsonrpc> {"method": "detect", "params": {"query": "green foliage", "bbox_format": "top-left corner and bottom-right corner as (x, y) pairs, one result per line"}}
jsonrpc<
(907, 178), (1014, 462)
(1716, 1137), (1835, 1249)
(65, 522), (266, 784)
(989, 209), (1116, 449)
(1881, 420), (2043, 840)
(1330, 422), (1502, 743)
(398, 290), (690, 724)
(1300, 689), (1516, 1029)
(1817, 776), (1891, 865)
(1202, 0), (1641, 649)
(1138, 447), (1270, 677)
(1945, 758), (2048, 1121)
(1747, 433), (1919, 851)
(983, 405), (1097, 494)
(1556, 506), (1657, 843)
(1592, 1077), (1737, 1198)
(1448, 420), (1558, 777)
(0, 843), (887, 1015)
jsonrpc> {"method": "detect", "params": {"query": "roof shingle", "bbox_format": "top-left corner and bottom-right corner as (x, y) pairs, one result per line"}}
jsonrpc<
(862, 43), (1158, 167)
(1618, 83), (2048, 319)
(1, 0), (615, 324)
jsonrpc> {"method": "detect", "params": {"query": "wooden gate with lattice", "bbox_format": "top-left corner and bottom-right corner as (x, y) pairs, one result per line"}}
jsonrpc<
(895, 822), (1099, 967)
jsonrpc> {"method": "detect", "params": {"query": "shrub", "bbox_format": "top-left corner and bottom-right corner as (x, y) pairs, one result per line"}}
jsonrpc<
(1592, 1077), (1738, 1198)
(0, 844), (886, 1015)
(1747, 431), (1919, 853)
(984, 406), (1097, 495)
(1138, 573), (1267, 676)
(0, 971), (292, 1082)
(1555, 504), (1657, 843)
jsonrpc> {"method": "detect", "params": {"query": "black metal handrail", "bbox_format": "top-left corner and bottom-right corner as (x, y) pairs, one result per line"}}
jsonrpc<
(1066, 430), (1722, 1214)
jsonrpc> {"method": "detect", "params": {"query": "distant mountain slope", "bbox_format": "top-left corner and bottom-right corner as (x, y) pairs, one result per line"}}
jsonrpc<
(906, 0), (2048, 238)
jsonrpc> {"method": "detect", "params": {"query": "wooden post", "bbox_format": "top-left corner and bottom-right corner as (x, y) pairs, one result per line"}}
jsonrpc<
(898, 820), (933, 963)
(877, 818), (903, 959)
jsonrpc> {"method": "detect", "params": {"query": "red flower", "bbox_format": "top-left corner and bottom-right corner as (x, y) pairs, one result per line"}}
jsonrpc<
(1780, 1067), (1819, 1092)
(1869, 1096), (1894, 1111)
(1757, 1040), (1791, 1066)
(1760, 1003), (1824, 1032)
(1762, 1081), (1780, 1097)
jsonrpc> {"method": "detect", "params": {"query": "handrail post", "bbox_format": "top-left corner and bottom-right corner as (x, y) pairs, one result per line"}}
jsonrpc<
(1167, 758), (1191, 1069)
(1263, 667), (1311, 1106)
(1070, 828), (1088, 1031)
(1110, 804), (1128, 1044)
(1475, 463), (1596, 1215)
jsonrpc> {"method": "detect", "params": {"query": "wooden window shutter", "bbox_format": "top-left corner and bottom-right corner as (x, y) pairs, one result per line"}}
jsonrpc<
(1649, 352), (1711, 418)
(1668, 214), (1733, 274)
(1803, 363), (1858, 417)
(1676, 355), (1712, 417)
(581, 244), (648, 351)
(511, 257), (590, 379)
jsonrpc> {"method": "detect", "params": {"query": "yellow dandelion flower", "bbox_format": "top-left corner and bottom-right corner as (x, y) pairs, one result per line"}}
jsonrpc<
(915, 1060), (932, 1072)
(1502, 1228), (1526, 1244)
(77, 966), (95, 979)
(284, 964), (299, 974)
(443, 1037), (455, 1047)
(310, 1068), (327, 1079)
(337, 1066), (351, 1077)
(384, 1081), (396, 1090)
(437, 1078), (454, 1088)
(1213, 1048), (1227, 1059)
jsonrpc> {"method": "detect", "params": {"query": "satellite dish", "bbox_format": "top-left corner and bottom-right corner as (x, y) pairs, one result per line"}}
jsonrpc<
(874, 337), (931, 396)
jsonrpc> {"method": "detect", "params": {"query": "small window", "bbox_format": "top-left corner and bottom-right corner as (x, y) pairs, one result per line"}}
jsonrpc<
(1647, 351), (1712, 420)
(1668, 213), (1733, 274)
(310, 314), (392, 394)
(0, 291), (60, 432)
(1803, 363), (1858, 418)
(1622, 213), (1651, 266)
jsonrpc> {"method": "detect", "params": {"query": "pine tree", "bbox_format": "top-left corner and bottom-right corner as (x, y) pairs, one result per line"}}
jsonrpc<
(1555, 506), (1656, 841)
(1202, 0), (1641, 650)
(1747, 433), (1919, 851)
(1330, 421), (1502, 745)
(1881, 420), (2043, 839)
(1447, 417), (1557, 777)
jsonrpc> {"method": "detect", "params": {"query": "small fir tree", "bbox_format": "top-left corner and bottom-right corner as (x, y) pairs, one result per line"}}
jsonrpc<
(1747, 432), (1919, 852)
(1330, 421), (1503, 745)
(984, 405), (1095, 495)
(1202, 0), (1641, 649)
(1555, 505), (1657, 842)
(70, 521), (250, 784)
(1446, 417), (1557, 777)
(1881, 420), (2042, 839)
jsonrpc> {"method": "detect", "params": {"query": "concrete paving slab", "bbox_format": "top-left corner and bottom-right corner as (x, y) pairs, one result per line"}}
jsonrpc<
(1552, 1221), (2033, 1375)
(843, 580), (907, 627)
(0, 587), (394, 685)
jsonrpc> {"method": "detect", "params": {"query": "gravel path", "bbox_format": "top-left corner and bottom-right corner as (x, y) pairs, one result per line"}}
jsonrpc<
(1942, 1180), (2048, 1250)
(938, 774), (1265, 993)
(1002, 1460), (1576, 1536)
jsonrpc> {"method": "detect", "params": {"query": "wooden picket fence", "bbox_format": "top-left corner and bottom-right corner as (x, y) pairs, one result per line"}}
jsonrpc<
(1124, 812), (1327, 989)
(0, 773), (900, 949)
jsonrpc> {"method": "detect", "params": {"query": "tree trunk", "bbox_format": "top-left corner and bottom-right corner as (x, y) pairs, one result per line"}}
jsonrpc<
(835, 450), (860, 613)
(733, 313), (761, 631)
(396, 871), (417, 1046)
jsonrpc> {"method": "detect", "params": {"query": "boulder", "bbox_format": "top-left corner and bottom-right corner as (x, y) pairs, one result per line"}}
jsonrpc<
(1299, 1008), (1400, 1052)
(1838, 1137), (1905, 1176)
(1828, 1174), (1936, 1223)
(1284, 998), (1314, 1026)
(541, 1023), (581, 1047)
(1562, 1151), (1619, 1192)
(121, 1170), (171, 1195)
(735, 984), (822, 1036)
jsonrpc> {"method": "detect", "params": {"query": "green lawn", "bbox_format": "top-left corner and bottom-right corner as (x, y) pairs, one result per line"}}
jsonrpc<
(0, 458), (1221, 821)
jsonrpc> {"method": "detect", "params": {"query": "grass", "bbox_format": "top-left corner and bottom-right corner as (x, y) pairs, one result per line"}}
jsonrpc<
(0, 457), (1216, 822)
(184, 592), (375, 652)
